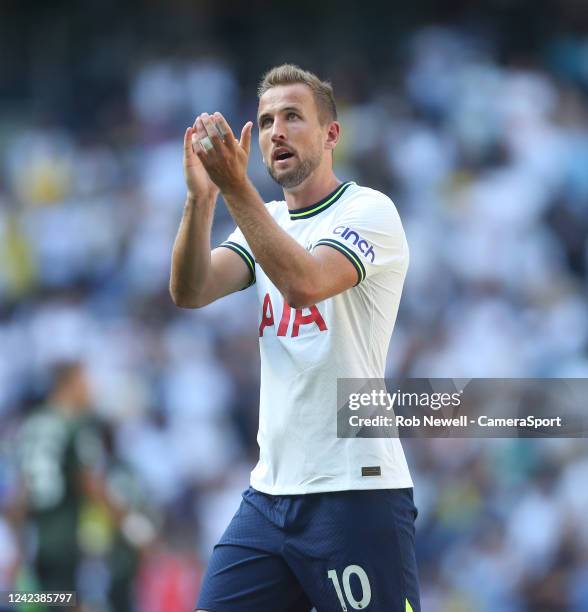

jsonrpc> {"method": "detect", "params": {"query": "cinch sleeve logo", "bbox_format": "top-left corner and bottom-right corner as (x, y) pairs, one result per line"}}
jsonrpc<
(332, 226), (375, 262)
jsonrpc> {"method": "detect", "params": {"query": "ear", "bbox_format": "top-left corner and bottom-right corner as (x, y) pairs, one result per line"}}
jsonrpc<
(324, 121), (341, 151)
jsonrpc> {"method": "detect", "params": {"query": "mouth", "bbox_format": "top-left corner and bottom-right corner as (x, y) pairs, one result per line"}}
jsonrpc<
(272, 147), (295, 164)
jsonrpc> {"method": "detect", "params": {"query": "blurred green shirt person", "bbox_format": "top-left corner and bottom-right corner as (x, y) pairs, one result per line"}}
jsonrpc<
(17, 362), (104, 594)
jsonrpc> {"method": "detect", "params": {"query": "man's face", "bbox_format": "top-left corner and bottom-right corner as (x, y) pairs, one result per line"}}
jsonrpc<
(257, 84), (327, 189)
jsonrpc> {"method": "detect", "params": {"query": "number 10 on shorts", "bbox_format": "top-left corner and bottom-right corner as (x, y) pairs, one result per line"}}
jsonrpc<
(327, 565), (372, 610)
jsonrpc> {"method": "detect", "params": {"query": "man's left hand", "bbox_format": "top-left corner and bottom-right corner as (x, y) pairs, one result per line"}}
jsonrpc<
(193, 112), (253, 196)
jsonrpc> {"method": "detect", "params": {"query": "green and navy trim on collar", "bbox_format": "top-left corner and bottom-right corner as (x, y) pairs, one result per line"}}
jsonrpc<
(220, 241), (256, 289)
(314, 238), (366, 285)
(288, 181), (353, 221)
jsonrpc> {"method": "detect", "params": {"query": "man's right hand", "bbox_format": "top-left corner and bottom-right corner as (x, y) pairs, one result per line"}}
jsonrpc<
(172, 120), (253, 309)
(184, 122), (220, 203)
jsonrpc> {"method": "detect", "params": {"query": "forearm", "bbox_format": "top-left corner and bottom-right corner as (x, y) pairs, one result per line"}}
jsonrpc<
(170, 195), (215, 307)
(223, 180), (320, 306)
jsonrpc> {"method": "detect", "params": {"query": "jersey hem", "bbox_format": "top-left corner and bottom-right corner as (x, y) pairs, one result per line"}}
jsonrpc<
(250, 477), (414, 496)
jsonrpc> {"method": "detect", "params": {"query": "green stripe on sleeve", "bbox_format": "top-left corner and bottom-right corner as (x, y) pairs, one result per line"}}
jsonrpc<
(220, 241), (256, 288)
(314, 238), (366, 285)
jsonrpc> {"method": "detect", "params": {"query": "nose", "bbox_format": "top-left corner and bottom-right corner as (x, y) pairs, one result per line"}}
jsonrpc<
(270, 117), (287, 143)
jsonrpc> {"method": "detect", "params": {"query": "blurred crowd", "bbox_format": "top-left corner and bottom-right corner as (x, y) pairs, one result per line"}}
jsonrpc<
(1, 11), (588, 612)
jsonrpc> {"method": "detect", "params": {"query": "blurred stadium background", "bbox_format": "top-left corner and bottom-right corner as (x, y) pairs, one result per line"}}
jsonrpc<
(1, 0), (588, 610)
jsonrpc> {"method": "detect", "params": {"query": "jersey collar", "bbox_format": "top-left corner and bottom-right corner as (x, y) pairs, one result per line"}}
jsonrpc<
(288, 181), (353, 221)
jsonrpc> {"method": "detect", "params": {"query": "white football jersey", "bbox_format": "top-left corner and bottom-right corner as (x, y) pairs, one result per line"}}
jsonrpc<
(221, 181), (413, 494)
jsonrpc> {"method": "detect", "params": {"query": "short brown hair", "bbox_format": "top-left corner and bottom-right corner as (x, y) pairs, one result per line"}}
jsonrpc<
(257, 64), (337, 125)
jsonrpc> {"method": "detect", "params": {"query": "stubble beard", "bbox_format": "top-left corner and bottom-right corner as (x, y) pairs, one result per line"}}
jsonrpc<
(266, 149), (322, 189)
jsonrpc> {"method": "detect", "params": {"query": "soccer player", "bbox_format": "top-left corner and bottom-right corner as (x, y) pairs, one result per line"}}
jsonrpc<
(16, 362), (105, 604)
(170, 64), (420, 612)
(16, 362), (142, 612)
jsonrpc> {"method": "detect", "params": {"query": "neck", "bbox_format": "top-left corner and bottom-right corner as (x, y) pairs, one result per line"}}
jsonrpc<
(283, 167), (340, 210)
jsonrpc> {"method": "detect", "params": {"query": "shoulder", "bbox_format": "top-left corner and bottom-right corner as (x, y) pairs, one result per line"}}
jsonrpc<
(21, 411), (60, 433)
(346, 183), (398, 209)
(336, 183), (403, 228)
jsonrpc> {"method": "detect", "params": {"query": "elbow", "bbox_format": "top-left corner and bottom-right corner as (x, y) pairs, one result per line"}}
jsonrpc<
(169, 285), (207, 309)
(283, 282), (318, 309)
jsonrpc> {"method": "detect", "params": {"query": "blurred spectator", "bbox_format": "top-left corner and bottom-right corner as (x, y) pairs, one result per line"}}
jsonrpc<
(13, 362), (151, 611)
(16, 362), (104, 597)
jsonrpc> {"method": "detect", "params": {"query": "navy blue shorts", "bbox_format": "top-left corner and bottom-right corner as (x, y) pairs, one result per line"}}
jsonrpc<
(196, 487), (420, 612)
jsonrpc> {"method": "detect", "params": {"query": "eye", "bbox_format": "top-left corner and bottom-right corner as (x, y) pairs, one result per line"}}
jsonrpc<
(260, 117), (272, 128)
(287, 112), (298, 120)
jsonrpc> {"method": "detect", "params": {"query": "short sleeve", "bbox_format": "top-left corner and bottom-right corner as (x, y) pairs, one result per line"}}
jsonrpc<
(313, 194), (408, 285)
(219, 226), (256, 288)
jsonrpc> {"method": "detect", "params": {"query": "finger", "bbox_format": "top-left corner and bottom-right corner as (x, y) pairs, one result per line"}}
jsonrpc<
(192, 116), (205, 139)
(184, 127), (194, 157)
(189, 118), (208, 159)
(240, 121), (253, 157)
(201, 113), (223, 151)
(186, 127), (206, 163)
(212, 116), (228, 140)
(195, 141), (212, 167)
(212, 113), (236, 149)
(187, 126), (204, 157)
(191, 117), (214, 154)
